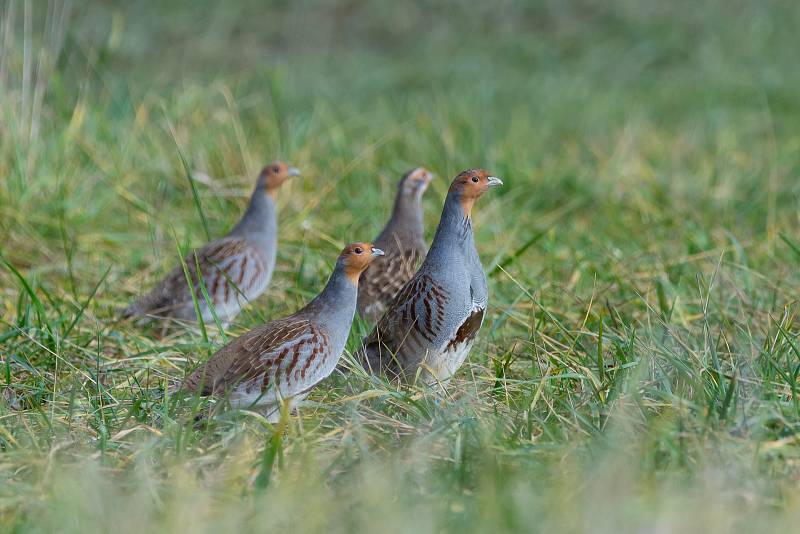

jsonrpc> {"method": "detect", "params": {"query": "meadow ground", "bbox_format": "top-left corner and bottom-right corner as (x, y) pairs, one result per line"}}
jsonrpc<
(1, 1), (800, 532)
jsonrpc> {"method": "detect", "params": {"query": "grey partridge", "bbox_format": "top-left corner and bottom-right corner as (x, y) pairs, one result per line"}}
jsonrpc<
(183, 243), (384, 420)
(357, 167), (434, 322)
(121, 162), (299, 327)
(359, 169), (502, 387)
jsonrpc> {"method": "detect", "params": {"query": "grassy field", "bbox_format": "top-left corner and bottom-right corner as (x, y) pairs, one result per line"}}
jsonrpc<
(1, 0), (800, 531)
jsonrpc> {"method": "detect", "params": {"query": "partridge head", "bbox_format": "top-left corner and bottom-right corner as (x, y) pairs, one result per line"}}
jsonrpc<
(398, 166), (434, 202)
(257, 162), (301, 198)
(342, 242), (387, 283)
(448, 168), (503, 217)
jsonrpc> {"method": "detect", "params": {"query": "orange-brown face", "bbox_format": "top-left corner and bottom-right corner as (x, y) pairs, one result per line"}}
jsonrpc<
(258, 161), (301, 197)
(400, 167), (435, 197)
(448, 168), (503, 216)
(340, 242), (385, 283)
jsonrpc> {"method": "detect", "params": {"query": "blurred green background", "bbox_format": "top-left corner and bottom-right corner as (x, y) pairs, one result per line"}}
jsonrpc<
(1, 1), (800, 532)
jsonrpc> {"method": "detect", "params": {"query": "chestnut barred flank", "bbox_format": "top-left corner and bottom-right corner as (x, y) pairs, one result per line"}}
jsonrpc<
(120, 236), (271, 326)
(184, 317), (331, 396)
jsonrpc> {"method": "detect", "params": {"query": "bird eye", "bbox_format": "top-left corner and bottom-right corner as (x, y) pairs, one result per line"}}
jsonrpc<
(354, 247), (363, 254)
(471, 176), (479, 183)
(272, 166), (280, 173)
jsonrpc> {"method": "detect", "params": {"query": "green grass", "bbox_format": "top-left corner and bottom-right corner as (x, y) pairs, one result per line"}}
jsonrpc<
(2, 0), (800, 531)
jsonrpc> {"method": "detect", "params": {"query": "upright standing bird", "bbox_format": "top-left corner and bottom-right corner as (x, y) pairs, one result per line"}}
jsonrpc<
(121, 162), (300, 327)
(357, 167), (435, 322)
(182, 243), (384, 420)
(359, 169), (502, 387)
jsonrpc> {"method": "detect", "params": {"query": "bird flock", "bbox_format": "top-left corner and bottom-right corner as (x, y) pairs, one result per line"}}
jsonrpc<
(122, 164), (502, 421)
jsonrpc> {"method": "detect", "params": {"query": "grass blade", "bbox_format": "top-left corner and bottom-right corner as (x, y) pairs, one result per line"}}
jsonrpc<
(489, 227), (548, 277)
(62, 265), (111, 339)
(165, 115), (211, 241)
(0, 253), (49, 334)
(171, 228), (208, 343)
(193, 253), (228, 343)
(255, 401), (289, 490)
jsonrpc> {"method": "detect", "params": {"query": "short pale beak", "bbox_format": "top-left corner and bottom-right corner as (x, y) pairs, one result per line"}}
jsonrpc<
(371, 247), (385, 257)
(487, 176), (503, 187)
(287, 166), (301, 177)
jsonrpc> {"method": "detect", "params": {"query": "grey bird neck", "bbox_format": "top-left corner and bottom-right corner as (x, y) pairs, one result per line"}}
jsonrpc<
(426, 192), (478, 265)
(381, 186), (424, 244)
(305, 263), (358, 342)
(228, 187), (277, 246)
(423, 191), (488, 305)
